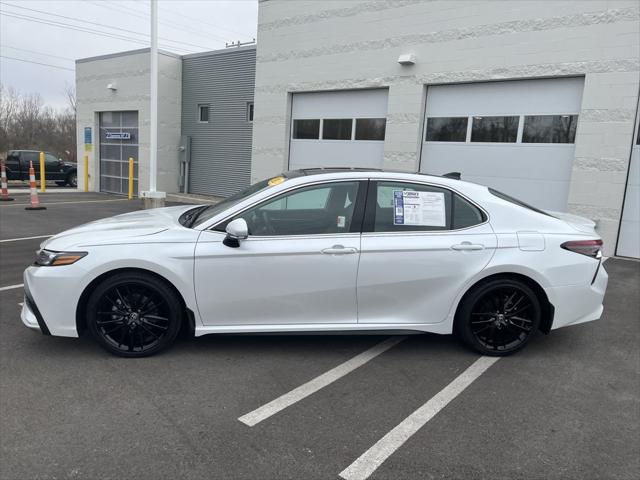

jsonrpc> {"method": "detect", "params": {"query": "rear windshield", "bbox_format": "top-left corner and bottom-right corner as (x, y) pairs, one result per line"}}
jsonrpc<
(488, 188), (552, 217)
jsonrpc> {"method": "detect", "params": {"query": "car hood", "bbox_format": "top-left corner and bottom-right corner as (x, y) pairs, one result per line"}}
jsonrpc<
(43, 205), (199, 250)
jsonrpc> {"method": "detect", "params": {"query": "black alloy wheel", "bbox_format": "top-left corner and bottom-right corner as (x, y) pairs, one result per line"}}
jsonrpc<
(456, 278), (541, 356)
(86, 272), (182, 357)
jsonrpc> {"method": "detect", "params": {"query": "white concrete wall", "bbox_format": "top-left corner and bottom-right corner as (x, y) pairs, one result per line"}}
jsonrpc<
(75, 49), (182, 194)
(251, 0), (640, 255)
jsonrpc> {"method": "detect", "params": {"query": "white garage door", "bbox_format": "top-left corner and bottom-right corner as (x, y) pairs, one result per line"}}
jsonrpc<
(420, 78), (584, 211)
(616, 116), (639, 258)
(289, 89), (388, 170)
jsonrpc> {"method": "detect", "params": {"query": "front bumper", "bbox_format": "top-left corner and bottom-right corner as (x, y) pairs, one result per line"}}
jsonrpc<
(546, 262), (609, 330)
(21, 265), (81, 338)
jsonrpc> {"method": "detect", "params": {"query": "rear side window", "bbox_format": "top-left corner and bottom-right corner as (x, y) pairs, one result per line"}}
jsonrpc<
(453, 194), (486, 229)
(373, 182), (452, 232)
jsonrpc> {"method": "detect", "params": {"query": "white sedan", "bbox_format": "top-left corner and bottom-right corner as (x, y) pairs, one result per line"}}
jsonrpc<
(22, 169), (608, 357)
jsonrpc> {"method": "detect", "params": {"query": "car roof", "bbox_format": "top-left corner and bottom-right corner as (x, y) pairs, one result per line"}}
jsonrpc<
(284, 167), (461, 181)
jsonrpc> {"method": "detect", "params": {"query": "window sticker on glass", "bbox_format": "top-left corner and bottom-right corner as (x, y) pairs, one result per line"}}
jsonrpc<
(393, 190), (446, 226)
(337, 216), (346, 228)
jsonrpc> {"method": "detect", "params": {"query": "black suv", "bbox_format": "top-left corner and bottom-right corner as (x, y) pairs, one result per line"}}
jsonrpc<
(4, 150), (78, 187)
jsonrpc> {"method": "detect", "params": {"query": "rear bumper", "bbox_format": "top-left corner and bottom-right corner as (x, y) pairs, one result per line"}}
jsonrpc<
(546, 263), (608, 330)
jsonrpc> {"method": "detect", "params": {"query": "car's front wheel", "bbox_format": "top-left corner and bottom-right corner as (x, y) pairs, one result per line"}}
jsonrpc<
(86, 272), (182, 357)
(455, 278), (541, 356)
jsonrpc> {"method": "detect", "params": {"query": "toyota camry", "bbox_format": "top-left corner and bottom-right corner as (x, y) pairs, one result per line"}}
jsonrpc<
(22, 169), (608, 357)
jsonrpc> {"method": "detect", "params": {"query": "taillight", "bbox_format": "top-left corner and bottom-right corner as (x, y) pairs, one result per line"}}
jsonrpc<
(561, 239), (603, 258)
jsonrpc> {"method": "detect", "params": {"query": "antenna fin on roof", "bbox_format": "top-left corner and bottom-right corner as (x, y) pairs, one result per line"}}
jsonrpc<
(442, 172), (461, 180)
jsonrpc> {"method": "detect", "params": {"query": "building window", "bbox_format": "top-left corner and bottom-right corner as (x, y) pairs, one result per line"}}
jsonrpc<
(247, 102), (254, 122)
(198, 104), (210, 123)
(522, 115), (578, 144)
(426, 117), (468, 142)
(471, 116), (519, 143)
(355, 118), (386, 141)
(292, 119), (320, 139)
(322, 119), (353, 140)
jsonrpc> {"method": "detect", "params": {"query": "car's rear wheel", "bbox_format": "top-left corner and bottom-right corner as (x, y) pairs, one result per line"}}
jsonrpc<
(456, 278), (541, 356)
(86, 272), (182, 357)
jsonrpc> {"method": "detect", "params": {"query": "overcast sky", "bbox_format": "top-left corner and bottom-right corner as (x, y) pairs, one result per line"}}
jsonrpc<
(0, 0), (258, 109)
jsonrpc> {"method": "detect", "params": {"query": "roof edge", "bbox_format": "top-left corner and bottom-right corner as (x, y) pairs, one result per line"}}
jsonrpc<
(76, 48), (181, 64)
(182, 44), (256, 60)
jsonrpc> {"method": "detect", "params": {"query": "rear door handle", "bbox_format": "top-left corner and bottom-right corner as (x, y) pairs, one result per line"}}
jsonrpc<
(321, 245), (358, 255)
(451, 242), (484, 251)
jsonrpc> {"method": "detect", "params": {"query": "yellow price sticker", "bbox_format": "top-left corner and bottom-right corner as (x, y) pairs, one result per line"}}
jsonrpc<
(268, 176), (286, 186)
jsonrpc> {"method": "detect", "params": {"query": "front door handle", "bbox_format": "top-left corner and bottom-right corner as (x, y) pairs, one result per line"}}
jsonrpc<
(451, 242), (484, 251)
(321, 245), (358, 255)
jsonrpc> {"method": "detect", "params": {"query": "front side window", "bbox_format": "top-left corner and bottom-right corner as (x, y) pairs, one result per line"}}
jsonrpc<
(292, 119), (320, 139)
(45, 153), (59, 166)
(522, 115), (578, 144)
(471, 116), (519, 143)
(355, 118), (386, 140)
(235, 182), (360, 236)
(373, 182), (452, 232)
(425, 117), (468, 142)
(198, 104), (210, 123)
(322, 119), (353, 140)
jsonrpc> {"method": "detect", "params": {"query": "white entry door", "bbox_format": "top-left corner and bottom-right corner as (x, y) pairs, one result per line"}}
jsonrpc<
(289, 89), (388, 170)
(420, 78), (585, 211)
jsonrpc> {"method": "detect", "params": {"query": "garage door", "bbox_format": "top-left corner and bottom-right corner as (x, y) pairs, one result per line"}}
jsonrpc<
(616, 114), (639, 258)
(99, 111), (139, 195)
(289, 89), (388, 170)
(420, 78), (584, 211)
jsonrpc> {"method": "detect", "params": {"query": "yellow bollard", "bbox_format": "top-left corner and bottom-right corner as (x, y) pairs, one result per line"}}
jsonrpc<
(39, 151), (46, 193)
(84, 155), (89, 192)
(128, 157), (134, 199)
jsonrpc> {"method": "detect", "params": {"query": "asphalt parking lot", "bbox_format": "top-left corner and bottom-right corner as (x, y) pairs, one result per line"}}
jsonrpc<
(1, 191), (638, 480)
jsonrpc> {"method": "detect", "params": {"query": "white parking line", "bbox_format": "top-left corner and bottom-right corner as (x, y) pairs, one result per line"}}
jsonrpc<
(0, 284), (24, 292)
(339, 356), (500, 480)
(0, 235), (53, 243)
(238, 336), (407, 427)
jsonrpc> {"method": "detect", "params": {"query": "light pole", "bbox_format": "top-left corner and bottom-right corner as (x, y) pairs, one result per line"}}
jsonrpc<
(142, 0), (166, 208)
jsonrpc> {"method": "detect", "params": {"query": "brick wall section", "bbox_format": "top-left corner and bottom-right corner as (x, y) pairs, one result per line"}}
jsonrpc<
(251, 0), (640, 254)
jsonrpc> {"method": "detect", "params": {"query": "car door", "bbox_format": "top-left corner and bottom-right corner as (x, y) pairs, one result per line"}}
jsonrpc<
(44, 153), (64, 180)
(194, 180), (366, 326)
(357, 180), (497, 325)
(20, 152), (39, 177)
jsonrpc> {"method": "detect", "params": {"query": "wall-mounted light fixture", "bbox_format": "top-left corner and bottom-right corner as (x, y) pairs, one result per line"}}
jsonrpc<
(106, 83), (117, 91)
(397, 53), (416, 66)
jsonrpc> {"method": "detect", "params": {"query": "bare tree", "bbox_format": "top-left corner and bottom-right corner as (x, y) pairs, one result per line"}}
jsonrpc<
(0, 83), (77, 162)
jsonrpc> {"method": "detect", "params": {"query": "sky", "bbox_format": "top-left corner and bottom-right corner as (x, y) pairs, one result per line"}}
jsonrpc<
(0, 0), (258, 109)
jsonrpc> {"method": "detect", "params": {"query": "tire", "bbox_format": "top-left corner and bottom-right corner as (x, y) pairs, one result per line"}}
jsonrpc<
(86, 272), (183, 357)
(455, 278), (541, 356)
(66, 172), (77, 188)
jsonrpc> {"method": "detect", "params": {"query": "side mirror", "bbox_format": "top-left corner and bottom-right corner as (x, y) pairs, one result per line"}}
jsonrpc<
(223, 218), (248, 248)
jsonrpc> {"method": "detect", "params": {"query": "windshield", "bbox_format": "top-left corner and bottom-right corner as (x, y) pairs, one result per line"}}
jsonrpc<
(189, 178), (275, 227)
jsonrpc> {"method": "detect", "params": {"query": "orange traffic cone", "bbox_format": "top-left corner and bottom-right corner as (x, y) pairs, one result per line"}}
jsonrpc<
(0, 159), (14, 201)
(25, 161), (46, 211)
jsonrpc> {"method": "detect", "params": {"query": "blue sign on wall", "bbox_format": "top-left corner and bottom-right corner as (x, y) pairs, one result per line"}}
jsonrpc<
(84, 127), (92, 144)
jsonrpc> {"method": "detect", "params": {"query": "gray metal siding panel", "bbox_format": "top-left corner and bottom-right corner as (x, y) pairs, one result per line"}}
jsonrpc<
(181, 48), (255, 197)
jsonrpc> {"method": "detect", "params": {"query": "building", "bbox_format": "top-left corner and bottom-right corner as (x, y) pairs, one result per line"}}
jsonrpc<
(75, 1), (639, 258)
(250, 0), (640, 258)
(75, 45), (255, 197)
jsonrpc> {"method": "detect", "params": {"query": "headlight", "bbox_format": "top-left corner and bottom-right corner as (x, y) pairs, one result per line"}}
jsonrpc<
(35, 249), (87, 266)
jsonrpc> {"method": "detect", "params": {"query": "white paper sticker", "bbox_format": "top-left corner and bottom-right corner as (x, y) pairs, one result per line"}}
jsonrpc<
(337, 215), (346, 228)
(393, 190), (446, 226)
